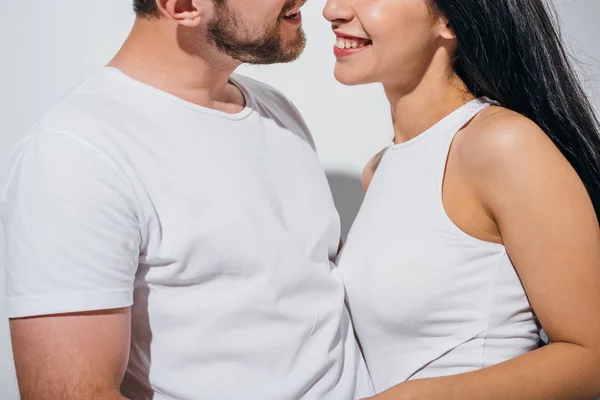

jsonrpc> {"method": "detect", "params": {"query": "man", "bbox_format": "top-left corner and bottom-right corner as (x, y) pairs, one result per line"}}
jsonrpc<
(0, 0), (373, 398)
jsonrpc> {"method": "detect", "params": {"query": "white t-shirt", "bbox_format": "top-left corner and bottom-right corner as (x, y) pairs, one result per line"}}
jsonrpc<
(1, 68), (373, 400)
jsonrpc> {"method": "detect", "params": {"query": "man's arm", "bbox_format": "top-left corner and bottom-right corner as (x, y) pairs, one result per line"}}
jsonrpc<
(11, 308), (131, 400)
(2, 131), (142, 399)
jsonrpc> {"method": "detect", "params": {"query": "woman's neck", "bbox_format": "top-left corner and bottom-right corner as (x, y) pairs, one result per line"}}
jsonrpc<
(385, 68), (474, 145)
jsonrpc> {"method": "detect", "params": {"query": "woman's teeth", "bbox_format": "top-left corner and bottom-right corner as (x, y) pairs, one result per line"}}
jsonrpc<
(335, 38), (371, 49)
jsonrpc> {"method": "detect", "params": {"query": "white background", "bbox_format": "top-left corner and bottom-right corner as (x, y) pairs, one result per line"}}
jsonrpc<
(1, 1), (598, 398)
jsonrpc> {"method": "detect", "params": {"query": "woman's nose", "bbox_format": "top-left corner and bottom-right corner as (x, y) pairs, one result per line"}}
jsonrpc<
(323, 0), (354, 24)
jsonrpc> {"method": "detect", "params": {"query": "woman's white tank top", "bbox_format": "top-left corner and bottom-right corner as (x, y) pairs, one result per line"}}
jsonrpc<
(338, 98), (540, 393)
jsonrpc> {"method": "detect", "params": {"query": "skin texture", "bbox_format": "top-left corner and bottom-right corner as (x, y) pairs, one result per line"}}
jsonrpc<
(325, 0), (600, 399)
(10, 0), (308, 398)
(11, 309), (131, 400)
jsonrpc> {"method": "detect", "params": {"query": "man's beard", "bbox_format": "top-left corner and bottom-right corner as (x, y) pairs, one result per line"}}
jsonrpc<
(207, 2), (306, 65)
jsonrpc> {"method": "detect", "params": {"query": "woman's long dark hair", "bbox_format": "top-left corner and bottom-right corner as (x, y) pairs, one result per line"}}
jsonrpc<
(431, 0), (600, 223)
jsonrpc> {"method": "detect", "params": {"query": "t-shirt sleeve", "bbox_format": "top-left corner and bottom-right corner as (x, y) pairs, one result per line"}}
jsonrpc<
(1, 130), (141, 318)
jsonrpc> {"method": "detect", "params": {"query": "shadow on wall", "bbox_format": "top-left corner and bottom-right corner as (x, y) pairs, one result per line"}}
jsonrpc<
(326, 170), (365, 241)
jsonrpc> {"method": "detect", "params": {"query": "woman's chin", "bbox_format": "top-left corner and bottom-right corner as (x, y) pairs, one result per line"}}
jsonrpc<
(333, 68), (368, 86)
(334, 67), (373, 86)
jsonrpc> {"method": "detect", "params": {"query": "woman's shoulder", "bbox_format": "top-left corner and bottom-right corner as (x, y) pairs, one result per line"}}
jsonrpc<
(455, 104), (565, 176)
(454, 104), (588, 219)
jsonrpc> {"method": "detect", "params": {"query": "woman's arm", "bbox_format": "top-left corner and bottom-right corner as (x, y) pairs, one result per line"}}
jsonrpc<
(367, 111), (600, 400)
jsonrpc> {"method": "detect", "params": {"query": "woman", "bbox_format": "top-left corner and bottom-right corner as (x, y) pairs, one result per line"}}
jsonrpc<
(323, 0), (600, 398)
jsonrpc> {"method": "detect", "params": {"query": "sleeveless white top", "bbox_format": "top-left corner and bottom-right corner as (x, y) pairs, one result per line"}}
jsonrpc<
(338, 98), (540, 393)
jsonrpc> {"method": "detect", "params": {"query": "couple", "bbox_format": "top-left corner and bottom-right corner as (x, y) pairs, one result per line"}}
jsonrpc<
(3, 0), (600, 399)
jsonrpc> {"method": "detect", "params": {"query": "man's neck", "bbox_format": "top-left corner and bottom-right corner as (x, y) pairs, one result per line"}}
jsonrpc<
(108, 17), (245, 113)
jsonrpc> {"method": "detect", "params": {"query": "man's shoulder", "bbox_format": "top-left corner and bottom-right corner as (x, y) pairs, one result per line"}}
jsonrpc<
(232, 74), (316, 150)
(231, 73), (303, 117)
(1, 83), (138, 188)
(231, 74), (290, 102)
(37, 74), (118, 131)
(32, 71), (151, 153)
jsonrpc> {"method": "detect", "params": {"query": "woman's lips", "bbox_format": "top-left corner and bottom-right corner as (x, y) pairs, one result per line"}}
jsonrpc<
(333, 35), (372, 57)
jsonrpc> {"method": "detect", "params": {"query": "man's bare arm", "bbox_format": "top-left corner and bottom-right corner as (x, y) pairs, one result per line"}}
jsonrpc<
(10, 308), (131, 400)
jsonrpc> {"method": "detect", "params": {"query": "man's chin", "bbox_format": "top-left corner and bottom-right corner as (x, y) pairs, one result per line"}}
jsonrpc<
(243, 49), (303, 65)
(279, 34), (306, 62)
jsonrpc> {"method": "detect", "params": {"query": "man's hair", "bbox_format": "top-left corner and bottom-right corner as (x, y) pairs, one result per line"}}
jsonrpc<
(134, 0), (159, 18)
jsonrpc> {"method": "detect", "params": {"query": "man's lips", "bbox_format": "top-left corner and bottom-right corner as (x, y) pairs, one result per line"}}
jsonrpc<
(283, 0), (307, 18)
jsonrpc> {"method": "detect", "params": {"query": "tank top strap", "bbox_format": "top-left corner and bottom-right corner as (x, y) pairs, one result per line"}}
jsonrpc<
(431, 97), (494, 227)
(445, 98), (493, 141)
(417, 98), (493, 176)
(440, 97), (494, 163)
(380, 97), (494, 217)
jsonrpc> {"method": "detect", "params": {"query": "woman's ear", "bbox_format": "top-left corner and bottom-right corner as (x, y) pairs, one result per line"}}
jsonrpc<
(439, 16), (456, 40)
(156, 0), (203, 27)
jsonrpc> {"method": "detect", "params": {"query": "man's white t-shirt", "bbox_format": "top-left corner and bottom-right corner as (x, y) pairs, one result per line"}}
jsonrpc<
(1, 68), (373, 399)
